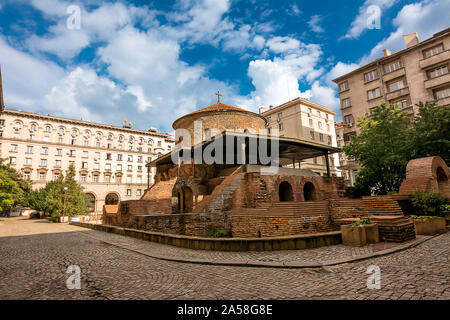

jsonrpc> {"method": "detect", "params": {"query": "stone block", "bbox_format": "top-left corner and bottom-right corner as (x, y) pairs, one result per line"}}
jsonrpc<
(413, 217), (446, 235)
(341, 225), (367, 246)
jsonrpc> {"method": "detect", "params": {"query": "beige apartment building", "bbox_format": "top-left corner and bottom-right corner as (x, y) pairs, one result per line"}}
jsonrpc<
(0, 70), (175, 214)
(260, 97), (341, 177)
(333, 27), (450, 179)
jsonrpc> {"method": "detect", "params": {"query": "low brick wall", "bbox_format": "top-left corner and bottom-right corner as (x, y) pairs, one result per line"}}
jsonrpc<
(231, 214), (337, 238)
(71, 222), (342, 251)
(104, 211), (231, 237)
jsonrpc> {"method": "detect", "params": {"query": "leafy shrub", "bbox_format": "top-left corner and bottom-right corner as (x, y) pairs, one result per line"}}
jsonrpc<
(440, 204), (450, 212)
(209, 229), (229, 238)
(351, 218), (373, 227)
(410, 190), (449, 217)
(409, 215), (436, 219)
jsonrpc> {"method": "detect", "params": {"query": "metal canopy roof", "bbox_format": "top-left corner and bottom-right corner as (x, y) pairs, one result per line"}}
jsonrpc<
(148, 131), (341, 167)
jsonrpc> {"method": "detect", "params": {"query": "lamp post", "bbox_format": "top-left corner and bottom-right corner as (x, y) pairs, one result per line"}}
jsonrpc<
(63, 186), (68, 222)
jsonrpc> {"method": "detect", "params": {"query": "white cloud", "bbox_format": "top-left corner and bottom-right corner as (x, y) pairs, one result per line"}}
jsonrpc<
(342, 0), (398, 40)
(309, 81), (340, 111)
(308, 15), (324, 33)
(361, 0), (450, 63)
(266, 36), (301, 53)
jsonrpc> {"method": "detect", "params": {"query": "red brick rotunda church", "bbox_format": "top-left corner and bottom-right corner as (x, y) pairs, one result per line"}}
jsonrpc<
(103, 97), (449, 242)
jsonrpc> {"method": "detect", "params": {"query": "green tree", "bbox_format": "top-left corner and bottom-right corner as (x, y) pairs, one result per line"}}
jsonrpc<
(343, 103), (412, 195)
(27, 164), (91, 220)
(0, 158), (30, 211)
(411, 101), (450, 165)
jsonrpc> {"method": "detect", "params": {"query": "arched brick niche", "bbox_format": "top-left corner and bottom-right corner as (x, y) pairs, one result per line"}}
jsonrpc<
(399, 156), (450, 197)
(299, 179), (322, 201)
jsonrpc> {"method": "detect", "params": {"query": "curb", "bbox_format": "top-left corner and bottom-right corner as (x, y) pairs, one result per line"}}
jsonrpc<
(74, 223), (444, 269)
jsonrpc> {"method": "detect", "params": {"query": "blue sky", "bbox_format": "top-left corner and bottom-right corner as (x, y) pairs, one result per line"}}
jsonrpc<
(0, 0), (449, 133)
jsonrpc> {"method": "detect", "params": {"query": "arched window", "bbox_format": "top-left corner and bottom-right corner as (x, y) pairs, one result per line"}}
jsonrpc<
(45, 125), (52, 132)
(30, 124), (37, 131)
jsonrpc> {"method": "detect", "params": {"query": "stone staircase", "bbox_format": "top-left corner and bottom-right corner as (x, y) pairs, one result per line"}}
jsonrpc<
(233, 201), (330, 217)
(330, 196), (416, 243)
(193, 173), (245, 214)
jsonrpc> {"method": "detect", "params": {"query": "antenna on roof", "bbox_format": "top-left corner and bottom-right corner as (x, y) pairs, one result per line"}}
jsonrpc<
(0, 65), (5, 112)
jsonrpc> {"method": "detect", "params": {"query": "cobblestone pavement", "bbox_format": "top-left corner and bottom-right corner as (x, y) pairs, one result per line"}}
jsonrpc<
(0, 217), (449, 300)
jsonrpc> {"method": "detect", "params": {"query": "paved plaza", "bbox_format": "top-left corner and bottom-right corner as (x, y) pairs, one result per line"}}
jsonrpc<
(0, 217), (449, 300)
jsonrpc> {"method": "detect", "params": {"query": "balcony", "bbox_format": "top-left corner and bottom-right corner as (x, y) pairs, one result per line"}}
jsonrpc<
(382, 67), (406, 82)
(424, 73), (450, 89)
(434, 96), (450, 106)
(419, 50), (450, 69)
(386, 86), (409, 101)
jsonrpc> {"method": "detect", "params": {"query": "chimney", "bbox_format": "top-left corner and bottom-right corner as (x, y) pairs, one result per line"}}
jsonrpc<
(403, 32), (419, 49)
(0, 65), (4, 111)
(382, 49), (391, 57)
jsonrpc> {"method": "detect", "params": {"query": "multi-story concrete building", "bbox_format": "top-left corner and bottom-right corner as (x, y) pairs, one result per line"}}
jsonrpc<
(334, 121), (354, 185)
(0, 68), (175, 214)
(333, 27), (450, 178)
(260, 97), (341, 177)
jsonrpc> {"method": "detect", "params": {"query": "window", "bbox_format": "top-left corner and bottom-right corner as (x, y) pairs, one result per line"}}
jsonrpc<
(23, 172), (31, 180)
(80, 174), (87, 182)
(10, 144), (18, 152)
(310, 131), (315, 140)
(42, 147), (48, 155)
(96, 142), (100, 147)
(93, 175), (99, 182)
(138, 156), (143, 163)
(45, 126), (51, 132)
(29, 134), (35, 141)
(43, 136), (49, 142)
(106, 153), (112, 160)
(278, 123), (283, 131)
(367, 87), (381, 100)
(71, 129), (78, 137)
(105, 175), (111, 183)
(341, 98), (351, 108)
(128, 136), (134, 143)
(127, 176), (132, 183)
(117, 164), (122, 171)
(0, 119), (4, 126)
(137, 176), (142, 184)
(107, 134), (113, 140)
(138, 166), (142, 172)
(319, 133), (324, 142)
(127, 189), (132, 196)
(40, 159), (47, 166)
(82, 151), (88, 158)
(39, 172), (45, 181)
(427, 65), (448, 79)
(84, 140), (89, 147)
(107, 143), (112, 149)
(277, 113), (282, 121)
(69, 150), (76, 157)
(94, 163), (100, 170)
(69, 161), (75, 168)
(55, 160), (61, 167)
(128, 145), (133, 151)
(59, 128), (65, 135)
(267, 117), (271, 124)
(318, 121), (323, 130)
(14, 122), (22, 130)
(423, 44), (444, 59)
(95, 152), (100, 160)
(309, 119), (313, 126)
(56, 148), (62, 156)
(137, 189), (142, 196)
(58, 137), (63, 143)
(388, 79), (405, 92)
(9, 157), (16, 165)
(81, 162), (88, 169)
(327, 124), (330, 132)
(328, 135), (332, 145)
(116, 175), (122, 183)
(364, 69), (378, 82)
(384, 61), (401, 74)
(117, 154), (123, 161)
(71, 139), (76, 145)
(54, 173), (60, 180)
(128, 155), (133, 162)
(13, 132), (19, 139)
(392, 99), (408, 109)
(339, 81), (349, 92)
(96, 132), (102, 140)
(434, 87), (450, 99)
(105, 163), (111, 171)
(30, 124), (37, 131)
(344, 114), (354, 126)
(128, 165), (133, 172)
(25, 158), (32, 165)
(119, 135), (124, 142)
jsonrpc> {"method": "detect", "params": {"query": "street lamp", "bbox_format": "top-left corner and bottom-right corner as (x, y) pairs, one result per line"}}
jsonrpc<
(63, 186), (68, 222)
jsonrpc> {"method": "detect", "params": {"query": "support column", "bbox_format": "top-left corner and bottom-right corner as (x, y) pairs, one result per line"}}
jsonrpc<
(324, 152), (331, 177)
